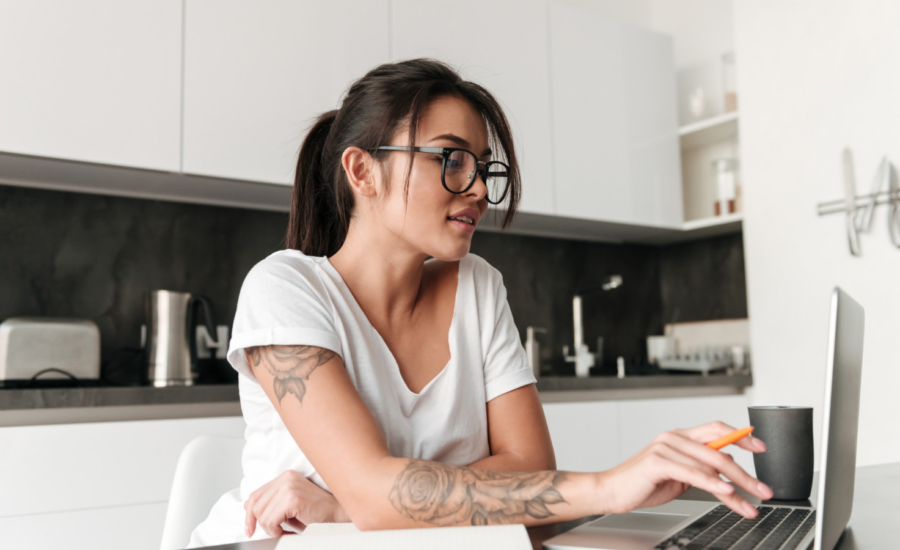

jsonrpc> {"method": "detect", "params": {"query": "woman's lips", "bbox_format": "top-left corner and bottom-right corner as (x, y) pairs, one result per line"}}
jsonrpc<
(447, 218), (476, 234)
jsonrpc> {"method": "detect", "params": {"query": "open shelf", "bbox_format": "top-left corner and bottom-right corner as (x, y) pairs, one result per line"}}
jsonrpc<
(679, 111), (739, 150)
(683, 212), (743, 232)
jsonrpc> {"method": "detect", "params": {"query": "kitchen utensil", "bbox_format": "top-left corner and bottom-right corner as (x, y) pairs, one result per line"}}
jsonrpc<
(843, 148), (862, 256)
(712, 158), (738, 216)
(0, 318), (100, 385)
(657, 347), (733, 374)
(749, 406), (815, 500)
(524, 326), (547, 378)
(646, 336), (678, 364)
(146, 290), (218, 387)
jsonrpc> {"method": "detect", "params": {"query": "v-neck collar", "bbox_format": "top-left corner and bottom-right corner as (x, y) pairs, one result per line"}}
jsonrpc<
(318, 255), (465, 398)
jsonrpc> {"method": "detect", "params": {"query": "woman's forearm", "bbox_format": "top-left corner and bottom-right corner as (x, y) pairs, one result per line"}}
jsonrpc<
(468, 450), (550, 472)
(348, 457), (604, 530)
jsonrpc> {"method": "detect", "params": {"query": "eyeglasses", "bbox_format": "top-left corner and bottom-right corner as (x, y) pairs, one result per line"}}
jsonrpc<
(373, 146), (511, 205)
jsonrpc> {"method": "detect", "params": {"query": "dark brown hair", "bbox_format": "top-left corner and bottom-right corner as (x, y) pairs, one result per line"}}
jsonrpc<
(286, 58), (520, 256)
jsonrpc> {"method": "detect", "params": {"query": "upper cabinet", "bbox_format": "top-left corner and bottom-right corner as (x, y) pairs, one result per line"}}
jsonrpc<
(0, 0), (182, 171)
(181, 1), (390, 184)
(549, 4), (682, 228)
(391, 0), (555, 215)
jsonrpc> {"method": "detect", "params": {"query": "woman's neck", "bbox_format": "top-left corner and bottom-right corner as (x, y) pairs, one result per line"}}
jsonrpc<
(328, 220), (429, 326)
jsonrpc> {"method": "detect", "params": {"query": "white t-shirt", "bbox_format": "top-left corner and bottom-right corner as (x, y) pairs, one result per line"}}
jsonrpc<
(188, 250), (536, 547)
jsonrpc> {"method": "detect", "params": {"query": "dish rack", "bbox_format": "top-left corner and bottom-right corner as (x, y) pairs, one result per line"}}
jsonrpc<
(657, 347), (734, 375)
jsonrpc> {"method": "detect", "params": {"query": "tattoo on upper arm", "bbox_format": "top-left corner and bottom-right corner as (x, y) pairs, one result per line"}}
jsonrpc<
(389, 460), (568, 526)
(246, 345), (336, 405)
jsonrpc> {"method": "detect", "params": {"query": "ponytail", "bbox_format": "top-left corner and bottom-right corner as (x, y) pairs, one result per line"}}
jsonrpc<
(285, 110), (349, 256)
(285, 59), (522, 256)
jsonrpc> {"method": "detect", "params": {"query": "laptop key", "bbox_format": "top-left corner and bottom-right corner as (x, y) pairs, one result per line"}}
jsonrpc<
(757, 510), (811, 550)
(654, 506), (730, 549)
(725, 508), (790, 550)
(705, 508), (773, 550)
(781, 511), (816, 550)
(683, 512), (742, 550)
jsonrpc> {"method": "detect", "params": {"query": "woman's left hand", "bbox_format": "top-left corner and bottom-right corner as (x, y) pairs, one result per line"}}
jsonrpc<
(244, 469), (351, 538)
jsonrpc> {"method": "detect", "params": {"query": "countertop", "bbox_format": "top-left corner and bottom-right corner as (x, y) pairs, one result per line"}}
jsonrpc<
(0, 373), (751, 426)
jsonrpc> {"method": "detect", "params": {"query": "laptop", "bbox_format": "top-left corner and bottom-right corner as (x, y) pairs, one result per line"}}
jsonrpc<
(544, 287), (865, 550)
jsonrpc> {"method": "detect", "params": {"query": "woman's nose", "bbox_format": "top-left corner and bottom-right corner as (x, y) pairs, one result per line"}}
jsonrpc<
(466, 168), (488, 201)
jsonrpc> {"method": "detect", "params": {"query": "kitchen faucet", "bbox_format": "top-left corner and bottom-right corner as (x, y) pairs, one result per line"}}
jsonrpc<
(563, 275), (623, 377)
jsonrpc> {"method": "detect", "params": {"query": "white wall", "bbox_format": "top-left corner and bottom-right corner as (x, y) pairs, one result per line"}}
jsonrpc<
(735, 0), (900, 468)
(649, 0), (735, 71)
(559, 0), (736, 72)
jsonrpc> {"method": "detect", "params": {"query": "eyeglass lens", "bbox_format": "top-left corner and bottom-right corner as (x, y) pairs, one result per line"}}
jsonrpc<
(443, 150), (509, 203)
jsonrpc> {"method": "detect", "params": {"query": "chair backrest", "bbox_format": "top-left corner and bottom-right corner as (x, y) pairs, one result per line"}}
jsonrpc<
(159, 435), (245, 550)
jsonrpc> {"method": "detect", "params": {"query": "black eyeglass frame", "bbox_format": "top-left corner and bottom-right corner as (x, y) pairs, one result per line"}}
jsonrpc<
(372, 146), (511, 205)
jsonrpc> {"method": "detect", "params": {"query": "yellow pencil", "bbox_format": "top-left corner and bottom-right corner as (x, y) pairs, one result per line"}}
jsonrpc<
(706, 426), (754, 450)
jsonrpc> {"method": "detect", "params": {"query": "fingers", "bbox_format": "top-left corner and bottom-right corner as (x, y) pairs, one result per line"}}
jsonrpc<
(245, 481), (282, 537)
(657, 432), (773, 501)
(675, 422), (767, 453)
(648, 449), (759, 519)
(258, 490), (299, 537)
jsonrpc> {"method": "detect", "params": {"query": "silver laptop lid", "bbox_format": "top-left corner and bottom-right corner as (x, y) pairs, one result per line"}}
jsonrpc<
(814, 287), (865, 550)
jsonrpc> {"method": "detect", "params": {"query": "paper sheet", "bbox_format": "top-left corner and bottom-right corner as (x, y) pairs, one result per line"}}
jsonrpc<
(274, 523), (531, 550)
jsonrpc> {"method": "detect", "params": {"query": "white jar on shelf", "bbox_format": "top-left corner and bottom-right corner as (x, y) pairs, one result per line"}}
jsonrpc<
(712, 158), (740, 216)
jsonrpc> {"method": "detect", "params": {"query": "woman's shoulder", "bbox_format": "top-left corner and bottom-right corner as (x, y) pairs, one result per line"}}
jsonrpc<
(245, 249), (327, 285)
(463, 253), (504, 288)
(240, 249), (333, 304)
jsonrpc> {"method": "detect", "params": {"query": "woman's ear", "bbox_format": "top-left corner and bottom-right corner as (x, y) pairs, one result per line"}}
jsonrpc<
(341, 147), (378, 198)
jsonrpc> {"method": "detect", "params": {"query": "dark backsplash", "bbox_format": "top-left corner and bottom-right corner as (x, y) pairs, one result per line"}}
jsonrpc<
(0, 185), (746, 381)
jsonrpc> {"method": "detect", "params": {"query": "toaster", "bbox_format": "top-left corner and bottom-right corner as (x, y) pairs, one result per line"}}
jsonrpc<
(0, 318), (101, 383)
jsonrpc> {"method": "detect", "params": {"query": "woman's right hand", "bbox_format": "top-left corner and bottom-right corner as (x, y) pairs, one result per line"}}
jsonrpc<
(598, 422), (774, 519)
(244, 469), (351, 538)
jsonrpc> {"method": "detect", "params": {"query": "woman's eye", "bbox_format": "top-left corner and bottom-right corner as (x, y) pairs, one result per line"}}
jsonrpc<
(446, 160), (462, 169)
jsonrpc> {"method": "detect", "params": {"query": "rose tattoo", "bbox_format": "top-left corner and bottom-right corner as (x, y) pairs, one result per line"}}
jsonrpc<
(389, 460), (568, 525)
(247, 345), (335, 404)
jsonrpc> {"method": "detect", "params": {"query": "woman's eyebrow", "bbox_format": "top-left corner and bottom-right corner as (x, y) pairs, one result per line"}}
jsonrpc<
(427, 133), (492, 157)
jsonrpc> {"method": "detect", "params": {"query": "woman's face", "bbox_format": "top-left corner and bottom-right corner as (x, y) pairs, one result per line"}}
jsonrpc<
(371, 95), (492, 262)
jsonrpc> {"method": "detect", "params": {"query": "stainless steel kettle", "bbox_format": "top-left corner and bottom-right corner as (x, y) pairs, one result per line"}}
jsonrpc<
(146, 290), (217, 387)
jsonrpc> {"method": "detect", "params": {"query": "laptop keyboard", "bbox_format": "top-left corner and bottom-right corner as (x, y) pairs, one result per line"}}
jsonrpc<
(654, 506), (816, 550)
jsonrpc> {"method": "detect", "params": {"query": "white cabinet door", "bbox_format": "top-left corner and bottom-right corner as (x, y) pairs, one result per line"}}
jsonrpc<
(543, 401), (619, 472)
(549, 4), (682, 228)
(0, 416), (245, 519)
(391, 0), (555, 215)
(0, 0), (182, 171)
(182, 1), (390, 184)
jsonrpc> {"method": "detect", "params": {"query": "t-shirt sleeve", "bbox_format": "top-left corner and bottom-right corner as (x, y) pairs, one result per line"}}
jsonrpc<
(478, 260), (537, 402)
(226, 254), (343, 383)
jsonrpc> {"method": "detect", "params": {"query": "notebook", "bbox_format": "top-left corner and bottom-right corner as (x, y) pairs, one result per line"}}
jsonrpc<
(274, 522), (531, 550)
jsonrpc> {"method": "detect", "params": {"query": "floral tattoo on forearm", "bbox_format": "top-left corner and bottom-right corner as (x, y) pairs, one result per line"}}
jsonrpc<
(389, 460), (568, 526)
(246, 345), (335, 405)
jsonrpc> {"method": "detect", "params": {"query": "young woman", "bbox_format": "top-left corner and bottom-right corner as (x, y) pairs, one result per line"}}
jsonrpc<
(189, 59), (771, 547)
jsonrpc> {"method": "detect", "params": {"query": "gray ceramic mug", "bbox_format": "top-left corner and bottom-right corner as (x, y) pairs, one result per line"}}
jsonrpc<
(748, 406), (814, 500)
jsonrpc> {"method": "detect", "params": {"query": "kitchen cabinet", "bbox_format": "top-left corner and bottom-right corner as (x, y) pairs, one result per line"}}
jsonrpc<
(549, 3), (683, 228)
(0, 416), (245, 550)
(0, 0), (182, 172)
(391, 0), (555, 215)
(543, 400), (620, 472)
(181, 0), (390, 184)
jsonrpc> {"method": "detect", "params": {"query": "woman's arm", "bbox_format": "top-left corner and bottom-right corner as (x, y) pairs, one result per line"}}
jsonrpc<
(245, 344), (771, 532)
(468, 384), (555, 471)
(244, 384), (552, 536)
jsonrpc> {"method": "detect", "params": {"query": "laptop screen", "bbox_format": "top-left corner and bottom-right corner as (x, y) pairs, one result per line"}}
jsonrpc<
(815, 288), (865, 550)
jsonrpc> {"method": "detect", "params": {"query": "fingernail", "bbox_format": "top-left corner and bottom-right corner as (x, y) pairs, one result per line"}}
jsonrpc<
(743, 502), (758, 517)
(718, 481), (733, 493)
(758, 481), (773, 497)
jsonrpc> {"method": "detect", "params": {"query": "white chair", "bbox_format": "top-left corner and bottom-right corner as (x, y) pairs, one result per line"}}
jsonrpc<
(160, 435), (245, 550)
